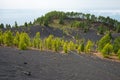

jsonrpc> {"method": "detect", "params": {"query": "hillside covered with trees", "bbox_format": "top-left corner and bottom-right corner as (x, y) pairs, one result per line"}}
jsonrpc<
(0, 11), (120, 60)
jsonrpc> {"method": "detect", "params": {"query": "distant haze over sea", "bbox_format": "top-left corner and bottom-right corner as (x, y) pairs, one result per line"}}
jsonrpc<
(0, 9), (120, 26)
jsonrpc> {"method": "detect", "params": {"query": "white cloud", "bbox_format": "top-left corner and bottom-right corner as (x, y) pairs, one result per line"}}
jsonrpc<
(0, 0), (120, 10)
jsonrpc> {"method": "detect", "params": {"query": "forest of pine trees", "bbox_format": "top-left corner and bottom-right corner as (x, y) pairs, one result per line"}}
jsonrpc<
(0, 30), (120, 59)
(0, 11), (120, 59)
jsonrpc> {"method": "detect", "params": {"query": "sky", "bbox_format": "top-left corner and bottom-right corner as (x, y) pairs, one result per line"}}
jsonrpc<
(0, 0), (120, 10)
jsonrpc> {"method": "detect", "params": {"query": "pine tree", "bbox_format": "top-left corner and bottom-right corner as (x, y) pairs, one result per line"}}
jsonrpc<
(85, 40), (93, 53)
(39, 39), (43, 51)
(113, 37), (120, 53)
(29, 21), (32, 26)
(98, 33), (111, 51)
(77, 45), (81, 54)
(6, 24), (11, 29)
(77, 43), (84, 54)
(81, 43), (84, 52)
(32, 32), (40, 48)
(97, 26), (104, 35)
(13, 31), (20, 47)
(101, 43), (113, 58)
(117, 49), (120, 59)
(15, 21), (18, 28)
(3, 30), (13, 46)
(63, 42), (68, 53)
(51, 38), (61, 52)
(45, 35), (54, 50)
(59, 17), (64, 24)
(19, 32), (30, 50)
(0, 30), (3, 45)
(19, 40), (27, 50)
(44, 17), (49, 26)
(68, 41), (75, 51)
(116, 25), (120, 33)
(0, 23), (4, 28)
(52, 39), (56, 51)
(24, 22), (28, 27)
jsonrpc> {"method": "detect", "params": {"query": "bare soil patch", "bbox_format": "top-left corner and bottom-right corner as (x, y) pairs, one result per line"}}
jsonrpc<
(0, 47), (120, 80)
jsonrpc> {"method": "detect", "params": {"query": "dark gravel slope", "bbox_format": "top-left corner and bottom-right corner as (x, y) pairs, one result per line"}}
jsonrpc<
(2, 25), (120, 41)
(0, 47), (120, 80)
(9, 26), (65, 38)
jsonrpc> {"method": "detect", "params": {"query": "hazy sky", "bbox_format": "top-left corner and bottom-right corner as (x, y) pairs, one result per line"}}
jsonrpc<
(0, 0), (120, 10)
